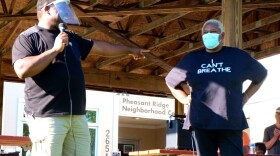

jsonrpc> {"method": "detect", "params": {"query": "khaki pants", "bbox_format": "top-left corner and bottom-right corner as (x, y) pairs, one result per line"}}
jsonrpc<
(26, 115), (91, 156)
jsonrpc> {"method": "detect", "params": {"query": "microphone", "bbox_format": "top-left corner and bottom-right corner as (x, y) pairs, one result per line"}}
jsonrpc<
(58, 23), (67, 32)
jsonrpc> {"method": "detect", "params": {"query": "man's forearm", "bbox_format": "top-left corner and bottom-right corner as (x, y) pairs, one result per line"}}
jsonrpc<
(13, 49), (59, 79)
(91, 40), (140, 57)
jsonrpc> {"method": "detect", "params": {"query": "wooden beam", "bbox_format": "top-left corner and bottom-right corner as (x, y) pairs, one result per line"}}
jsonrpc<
(162, 42), (204, 60)
(75, 7), (173, 71)
(125, 11), (280, 71)
(0, 0), (4, 129)
(8, 0), (16, 14)
(0, 21), (22, 56)
(80, 17), (136, 47)
(146, 3), (245, 49)
(79, 0), (160, 41)
(243, 31), (280, 49)
(83, 68), (170, 93)
(254, 46), (280, 59)
(1, 0), (8, 15)
(5, 59), (171, 95)
(89, 0), (100, 5)
(0, 61), (170, 94)
(83, 4), (220, 16)
(243, 12), (280, 33)
(222, 0), (242, 48)
(0, 0), (36, 31)
(1, 1), (279, 21)
(149, 22), (204, 48)
(0, 13), (37, 21)
(127, 42), (204, 71)
(125, 20), (210, 71)
(95, 55), (131, 69)
(110, 0), (160, 25)
(1, 60), (16, 78)
(125, 1), (219, 54)
(139, 0), (160, 7)
(18, 0), (36, 14)
(0, 21), (9, 31)
(79, 25), (98, 37)
(128, 29), (280, 71)
(125, 12), (188, 37)
(82, 1), (280, 17)
(96, 12), (189, 69)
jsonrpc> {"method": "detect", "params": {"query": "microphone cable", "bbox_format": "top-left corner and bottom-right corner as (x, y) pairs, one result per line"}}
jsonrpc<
(191, 131), (195, 156)
(59, 23), (77, 156)
(64, 43), (77, 156)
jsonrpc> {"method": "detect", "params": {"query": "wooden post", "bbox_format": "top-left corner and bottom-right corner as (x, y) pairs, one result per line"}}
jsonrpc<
(0, 66), (3, 134)
(175, 99), (184, 117)
(222, 0), (242, 48)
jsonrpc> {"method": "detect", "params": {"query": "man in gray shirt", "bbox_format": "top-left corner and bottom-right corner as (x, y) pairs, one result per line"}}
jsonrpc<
(263, 107), (280, 154)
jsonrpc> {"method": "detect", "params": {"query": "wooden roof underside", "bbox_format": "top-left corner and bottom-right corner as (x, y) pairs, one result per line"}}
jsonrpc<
(0, 0), (280, 97)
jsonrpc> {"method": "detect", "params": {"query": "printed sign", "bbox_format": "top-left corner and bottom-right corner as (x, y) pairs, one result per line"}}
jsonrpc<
(117, 94), (175, 120)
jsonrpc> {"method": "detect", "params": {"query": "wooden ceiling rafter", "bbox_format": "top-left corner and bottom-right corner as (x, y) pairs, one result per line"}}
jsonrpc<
(73, 5), (174, 71)
(125, 10), (280, 71)
(0, 20), (22, 56)
(98, 0), (221, 71)
(8, 0), (16, 14)
(0, 0), (36, 57)
(125, 12), (187, 37)
(0, 0), (36, 31)
(1, 1), (277, 21)
(69, 7), (174, 73)
(71, 0), (102, 9)
(1, 1), (279, 20)
(243, 13), (280, 33)
(84, 0), (160, 37)
(124, 10), (256, 72)
(124, 15), (136, 31)
(0, 0), (8, 15)
(256, 8), (280, 13)
(139, 0), (161, 8)
(144, 15), (158, 36)
(96, 12), (189, 69)
(0, 13), (37, 21)
(253, 45), (280, 59)
(243, 31), (280, 49)
(125, 22), (205, 71)
(75, 0), (160, 42)
(0, 60), (170, 95)
(81, 1), (280, 17)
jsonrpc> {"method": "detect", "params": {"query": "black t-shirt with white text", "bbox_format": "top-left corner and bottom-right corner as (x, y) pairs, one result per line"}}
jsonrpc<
(165, 46), (267, 130)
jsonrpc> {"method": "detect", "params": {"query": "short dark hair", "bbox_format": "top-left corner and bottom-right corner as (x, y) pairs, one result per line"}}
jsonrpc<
(276, 107), (280, 113)
(36, 0), (55, 11)
(255, 142), (266, 154)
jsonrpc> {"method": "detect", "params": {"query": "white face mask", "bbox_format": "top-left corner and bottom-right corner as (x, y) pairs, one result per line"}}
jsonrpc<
(202, 33), (220, 49)
(48, 0), (80, 25)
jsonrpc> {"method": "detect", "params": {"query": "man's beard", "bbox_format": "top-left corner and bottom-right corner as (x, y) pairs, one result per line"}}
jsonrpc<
(50, 15), (63, 29)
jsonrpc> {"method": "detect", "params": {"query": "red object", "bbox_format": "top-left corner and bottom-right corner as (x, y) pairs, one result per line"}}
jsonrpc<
(0, 136), (31, 147)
